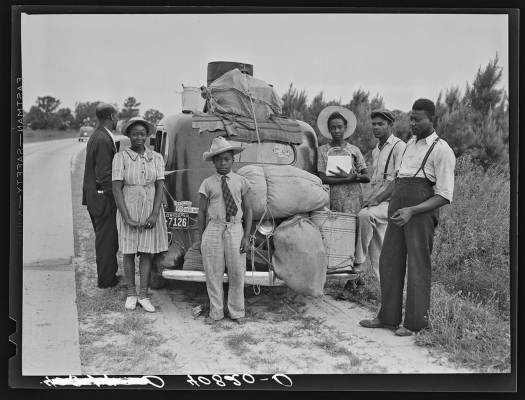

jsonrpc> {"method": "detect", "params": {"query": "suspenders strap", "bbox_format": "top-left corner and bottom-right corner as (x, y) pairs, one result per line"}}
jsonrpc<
(383, 140), (401, 178)
(414, 137), (440, 180)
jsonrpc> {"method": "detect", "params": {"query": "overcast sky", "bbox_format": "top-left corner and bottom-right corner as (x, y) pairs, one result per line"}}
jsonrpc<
(21, 13), (508, 116)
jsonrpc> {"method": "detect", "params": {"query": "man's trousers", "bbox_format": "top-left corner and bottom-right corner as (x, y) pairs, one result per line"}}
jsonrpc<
(377, 178), (437, 331)
(89, 207), (119, 287)
(354, 201), (389, 280)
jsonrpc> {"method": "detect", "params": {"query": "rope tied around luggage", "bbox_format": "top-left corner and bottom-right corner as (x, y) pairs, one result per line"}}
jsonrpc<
(242, 72), (262, 147)
(248, 204), (277, 295)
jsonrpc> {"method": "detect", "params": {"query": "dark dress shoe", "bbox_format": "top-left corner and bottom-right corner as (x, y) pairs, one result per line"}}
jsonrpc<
(359, 318), (397, 330)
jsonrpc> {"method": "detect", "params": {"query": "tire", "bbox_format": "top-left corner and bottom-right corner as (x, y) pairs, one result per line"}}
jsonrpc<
(150, 270), (166, 289)
(150, 255), (166, 289)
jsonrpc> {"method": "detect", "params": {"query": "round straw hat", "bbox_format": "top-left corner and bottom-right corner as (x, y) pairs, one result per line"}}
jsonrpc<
(317, 106), (357, 139)
(120, 116), (155, 137)
(203, 136), (244, 161)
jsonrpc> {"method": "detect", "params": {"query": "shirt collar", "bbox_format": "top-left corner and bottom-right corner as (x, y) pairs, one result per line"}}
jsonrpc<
(410, 130), (438, 145)
(377, 134), (396, 150)
(103, 127), (115, 140)
(125, 147), (153, 162)
(424, 131), (438, 145)
(215, 171), (233, 180)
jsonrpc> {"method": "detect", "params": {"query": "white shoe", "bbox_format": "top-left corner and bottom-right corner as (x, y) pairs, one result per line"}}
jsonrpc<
(125, 295), (138, 310)
(138, 297), (156, 312)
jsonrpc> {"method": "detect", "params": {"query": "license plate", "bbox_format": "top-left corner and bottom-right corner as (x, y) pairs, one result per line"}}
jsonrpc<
(165, 212), (189, 229)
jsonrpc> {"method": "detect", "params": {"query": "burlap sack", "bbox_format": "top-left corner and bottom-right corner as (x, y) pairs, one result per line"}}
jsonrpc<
(271, 215), (327, 297)
(237, 164), (329, 220)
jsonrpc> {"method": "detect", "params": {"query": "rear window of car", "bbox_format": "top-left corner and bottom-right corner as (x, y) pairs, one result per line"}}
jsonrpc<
(227, 141), (295, 165)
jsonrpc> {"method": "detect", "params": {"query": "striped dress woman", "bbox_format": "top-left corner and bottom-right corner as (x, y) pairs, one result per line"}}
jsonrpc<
(113, 148), (168, 254)
(112, 117), (168, 312)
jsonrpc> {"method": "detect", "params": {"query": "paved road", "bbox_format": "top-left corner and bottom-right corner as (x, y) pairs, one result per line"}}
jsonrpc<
(22, 138), (86, 375)
(23, 139), (86, 265)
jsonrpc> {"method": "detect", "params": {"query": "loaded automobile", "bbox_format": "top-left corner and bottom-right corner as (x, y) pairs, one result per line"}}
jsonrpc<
(151, 61), (354, 289)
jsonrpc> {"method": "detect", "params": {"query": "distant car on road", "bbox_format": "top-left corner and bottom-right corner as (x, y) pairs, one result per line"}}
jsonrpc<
(78, 126), (94, 142)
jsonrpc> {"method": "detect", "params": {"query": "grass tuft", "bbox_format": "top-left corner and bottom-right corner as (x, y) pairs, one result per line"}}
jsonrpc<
(224, 332), (262, 357)
(432, 155), (510, 315)
(416, 284), (510, 372)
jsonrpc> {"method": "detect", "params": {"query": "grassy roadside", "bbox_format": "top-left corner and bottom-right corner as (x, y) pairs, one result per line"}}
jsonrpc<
(417, 156), (510, 372)
(23, 128), (81, 144)
(337, 155), (510, 372)
(69, 146), (382, 373)
(69, 142), (509, 373)
(70, 147), (180, 374)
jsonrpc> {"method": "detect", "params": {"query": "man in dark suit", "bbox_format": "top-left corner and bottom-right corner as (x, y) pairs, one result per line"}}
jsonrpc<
(82, 103), (120, 288)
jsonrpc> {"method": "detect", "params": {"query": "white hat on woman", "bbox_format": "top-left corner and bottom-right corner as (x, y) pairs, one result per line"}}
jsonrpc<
(121, 116), (155, 137)
(317, 106), (357, 139)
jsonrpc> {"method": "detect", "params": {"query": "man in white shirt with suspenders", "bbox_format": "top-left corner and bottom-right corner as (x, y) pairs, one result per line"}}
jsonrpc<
(352, 109), (406, 282)
(360, 99), (456, 336)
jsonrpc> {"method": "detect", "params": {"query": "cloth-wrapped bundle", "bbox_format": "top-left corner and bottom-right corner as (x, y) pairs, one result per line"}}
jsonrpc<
(237, 164), (330, 220)
(271, 215), (327, 297)
(208, 68), (283, 120)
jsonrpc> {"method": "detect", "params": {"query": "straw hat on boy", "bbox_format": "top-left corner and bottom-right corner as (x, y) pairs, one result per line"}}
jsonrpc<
(317, 106), (357, 139)
(203, 136), (244, 161)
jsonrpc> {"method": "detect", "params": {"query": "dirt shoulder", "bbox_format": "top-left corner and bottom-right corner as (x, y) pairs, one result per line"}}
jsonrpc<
(71, 149), (474, 375)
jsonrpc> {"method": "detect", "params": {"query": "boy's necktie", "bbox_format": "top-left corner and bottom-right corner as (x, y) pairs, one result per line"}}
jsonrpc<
(221, 175), (238, 222)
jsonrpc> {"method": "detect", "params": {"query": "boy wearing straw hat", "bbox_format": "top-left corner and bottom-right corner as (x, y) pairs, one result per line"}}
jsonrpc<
(196, 136), (253, 324)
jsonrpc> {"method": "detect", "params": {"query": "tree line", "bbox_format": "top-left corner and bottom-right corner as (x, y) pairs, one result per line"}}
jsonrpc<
(24, 55), (507, 166)
(281, 55), (508, 167)
(24, 96), (165, 131)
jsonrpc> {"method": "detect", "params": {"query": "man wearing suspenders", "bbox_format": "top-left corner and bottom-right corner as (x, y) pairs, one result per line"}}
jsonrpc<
(360, 99), (456, 336)
(352, 109), (406, 282)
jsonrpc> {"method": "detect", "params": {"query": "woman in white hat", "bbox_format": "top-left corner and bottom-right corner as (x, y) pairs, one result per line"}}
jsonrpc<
(111, 116), (169, 312)
(317, 106), (370, 214)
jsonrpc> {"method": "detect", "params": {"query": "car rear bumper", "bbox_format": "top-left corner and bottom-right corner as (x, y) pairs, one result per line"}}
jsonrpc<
(162, 269), (356, 287)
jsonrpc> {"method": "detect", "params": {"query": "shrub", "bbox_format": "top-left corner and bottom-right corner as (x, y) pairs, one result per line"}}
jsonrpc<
(431, 154), (510, 315)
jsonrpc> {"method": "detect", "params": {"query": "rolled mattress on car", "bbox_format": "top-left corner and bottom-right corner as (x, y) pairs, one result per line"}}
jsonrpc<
(237, 164), (329, 220)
